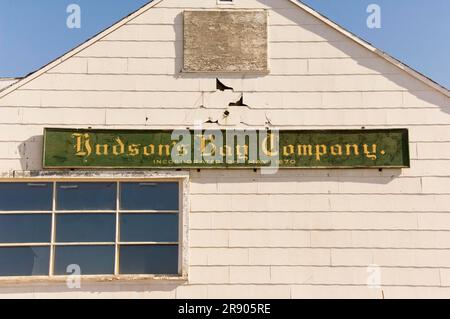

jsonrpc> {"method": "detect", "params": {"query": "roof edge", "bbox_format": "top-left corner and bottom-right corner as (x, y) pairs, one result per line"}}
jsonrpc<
(0, 0), (448, 99)
(0, 0), (164, 99)
(0, 78), (21, 92)
(291, 0), (449, 97)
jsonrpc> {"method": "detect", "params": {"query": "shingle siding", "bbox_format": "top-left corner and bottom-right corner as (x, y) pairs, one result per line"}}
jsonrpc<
(0, 0), (449, 298)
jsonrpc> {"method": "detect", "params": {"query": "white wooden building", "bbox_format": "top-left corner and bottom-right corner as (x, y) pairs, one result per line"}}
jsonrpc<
(0, 0), (449, 299)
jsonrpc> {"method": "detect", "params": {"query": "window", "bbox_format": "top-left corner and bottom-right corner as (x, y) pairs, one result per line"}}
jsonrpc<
(0, 181), (181, 278)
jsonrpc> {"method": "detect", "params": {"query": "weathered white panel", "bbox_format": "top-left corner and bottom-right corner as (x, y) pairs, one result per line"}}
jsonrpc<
(103, 25), (179, 41)
(105, 108), (225, 125)
(0, 90), (42, 107)
(332, 249), (450, 267)
(270, 25), (346, 42)
(21, 108), (106, 125)
(418, 213), (450, 229)
(269, 59), (309, 75)
(249, 248), (331, 265)
(405, 126), (450, 142)
(190, 212), (420, 230)
(308, 58), (399, 75)
(0, 79), (19, 91)
(70, 106), (450, 126)
(128, 8), (183, 25)
(0, 108), (22, 124)
(206, 285), (292, 299)
(22, 74), (215, 92)
(0, 142), (23, 159)
(403, 90), (449, 108)
(28, 91), (201, 108)
(191, 194), (450, 212)
(76, 41), (181, 58)
(269, 8), (323, 25)
(244, 92), (322, 108)
(156, 0), (292, 9)
(311, 230), (450, 248)
(271, 41), (375, 59)
(229, 230), (310, 247)
(129, 5), (324, 26)
(48, 58), (88, 74)
(191, 176), (422, 194)
(127, 58), (181, 74)
(190, 248), (249, 265)
(0, 125), (45, 141)
(404, 160), (450, 177)
(422, 177), (450, 193)
(189, 266), (230, 284)
(291, 285), (383, 299)
(270, 266), (441, 286)
(190, 230), (229, 247)
(361, 91), (403, 107)
(383, 287), (450, 299)
(240, 75), (427, 92)
(0, 0), (448, 299)
(87, 58), (128, 74)
(417, 143), (450, 159)
(230, 266), (271, 284)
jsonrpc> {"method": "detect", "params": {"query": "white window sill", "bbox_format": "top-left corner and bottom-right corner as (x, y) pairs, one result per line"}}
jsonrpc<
(0, 275), (188, 286)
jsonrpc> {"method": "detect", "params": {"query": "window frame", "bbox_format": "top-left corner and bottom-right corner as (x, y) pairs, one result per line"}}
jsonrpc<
(0, 174), (189, 283)
(217, 0), (235, 5)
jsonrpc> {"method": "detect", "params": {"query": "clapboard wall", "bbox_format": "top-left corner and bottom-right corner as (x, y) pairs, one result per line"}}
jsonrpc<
(0, 0), (449, 298)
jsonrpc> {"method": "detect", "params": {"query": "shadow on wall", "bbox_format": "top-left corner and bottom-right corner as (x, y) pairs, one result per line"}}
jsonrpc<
(13, 2), (450, 172)
(173, 2), (449, 114)
(0, 281), (182, 298)
(191, 168), (403, 189)
(18, 135), (44, 172)
(268, 2), (449, 114)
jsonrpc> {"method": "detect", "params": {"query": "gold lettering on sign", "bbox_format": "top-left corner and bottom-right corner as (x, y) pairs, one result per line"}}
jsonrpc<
(363, 144), (378, 160)
(345, 144), (360, 156)
(297, 145), (313, 156)
(283, 145), (295, 156)
(64, 131), (396, 166)
(200, 135), (217, 156)
(143, 145), (155, 156)
(220, 145), (232, 156)
(158, 144), (171, 156)
(331, 144), (343, 156)
(95, 144), (109, 156)
(262, 134), (279, 156)
(72, 133), (92, 157)
(236, 144), (249, 160)
(128, 144), (141, 157)
(176, 144), (189, 156)
(113, 137), (125, 156)
(315, 145), (327, 161)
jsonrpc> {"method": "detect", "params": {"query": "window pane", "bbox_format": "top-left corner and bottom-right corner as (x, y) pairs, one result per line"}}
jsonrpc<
(56, 214), (116, 243)
(119, 245), (178, 275)
(56, 182), (116, 211)
(0, 246), (49, 277)
(0, 183), (52, 211)
(0, 214), (51, 243)
(54, 245), (115, 275)
(120, 214), (178, 243)
(120, 182), (179, 211)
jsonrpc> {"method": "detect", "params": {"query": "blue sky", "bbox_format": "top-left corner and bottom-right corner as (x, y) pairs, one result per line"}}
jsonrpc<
(0, 0), (448, 88)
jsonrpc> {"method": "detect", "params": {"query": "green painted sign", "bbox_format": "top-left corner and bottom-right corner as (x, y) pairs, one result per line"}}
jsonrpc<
(43, 128), (410, 169)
